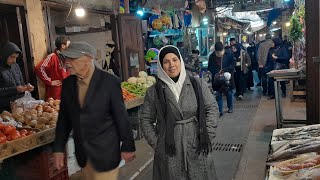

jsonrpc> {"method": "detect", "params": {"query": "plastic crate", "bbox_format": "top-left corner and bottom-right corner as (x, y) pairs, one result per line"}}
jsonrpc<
(14, 145), (69, 180)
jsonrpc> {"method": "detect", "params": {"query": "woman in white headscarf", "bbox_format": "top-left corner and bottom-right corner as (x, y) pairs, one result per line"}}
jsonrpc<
(140, 45), (219, 180)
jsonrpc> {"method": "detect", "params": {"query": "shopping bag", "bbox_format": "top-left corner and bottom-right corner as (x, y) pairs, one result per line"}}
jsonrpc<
(252, 70), (260, 85)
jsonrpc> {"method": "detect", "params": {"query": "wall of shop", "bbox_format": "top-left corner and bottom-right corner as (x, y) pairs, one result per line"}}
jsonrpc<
(25, 0), (48, 100)
(49, 10), (113, 70)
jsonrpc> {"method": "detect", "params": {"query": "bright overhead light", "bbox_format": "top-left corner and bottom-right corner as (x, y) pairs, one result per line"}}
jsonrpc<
(223, 32), (227, 36)
(272, 21), (277, 25)
(137, 10), (143, 16)
(203, 17), (208, 22)
(285, 22), (291, 27)
(75, 6), (85, 17)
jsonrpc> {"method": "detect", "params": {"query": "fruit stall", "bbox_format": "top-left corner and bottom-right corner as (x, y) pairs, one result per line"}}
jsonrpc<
(266, 124), (320, 179)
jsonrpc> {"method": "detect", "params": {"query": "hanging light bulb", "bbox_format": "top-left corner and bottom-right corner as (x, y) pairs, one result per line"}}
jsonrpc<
(75, 4), (85, 17)
(285, 22), (291, 27)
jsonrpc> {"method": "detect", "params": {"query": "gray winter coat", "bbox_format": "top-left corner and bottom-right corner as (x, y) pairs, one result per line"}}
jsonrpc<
(258, 39), (274, 67)
(140, 75), (219, 180)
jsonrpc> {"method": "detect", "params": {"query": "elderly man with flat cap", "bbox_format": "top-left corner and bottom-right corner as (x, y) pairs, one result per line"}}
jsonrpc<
(53, 42), (136, 180)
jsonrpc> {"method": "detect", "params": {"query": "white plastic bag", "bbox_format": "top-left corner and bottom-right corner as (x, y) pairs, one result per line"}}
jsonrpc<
(11, 92), (44, 113)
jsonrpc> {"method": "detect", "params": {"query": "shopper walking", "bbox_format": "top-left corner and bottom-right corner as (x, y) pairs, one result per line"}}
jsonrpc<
(53, 42), (136, 180)
(209, 42), (235, 116)
(140, 45), (219, 180)
(0, 42), (34, 112)
(265, 38), (290, 99)
(257, 34), (274, 95)
(247, 42), (257, 89)
(231, 43), (251, 100)
(35, 35), (70, 100)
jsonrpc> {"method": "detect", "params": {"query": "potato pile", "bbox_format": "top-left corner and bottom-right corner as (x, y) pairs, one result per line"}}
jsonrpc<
(0, 98), (60, 131)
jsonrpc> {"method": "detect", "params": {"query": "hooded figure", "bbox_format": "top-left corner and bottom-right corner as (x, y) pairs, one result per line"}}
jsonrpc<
(140, 45), (219, 180)
(265, 37), (290, 99)
(231, 43), (251, 100)
(0, 42), (30, 111)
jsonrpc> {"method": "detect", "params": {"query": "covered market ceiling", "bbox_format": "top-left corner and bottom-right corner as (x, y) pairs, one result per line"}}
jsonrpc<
(45, 0), (117, 12)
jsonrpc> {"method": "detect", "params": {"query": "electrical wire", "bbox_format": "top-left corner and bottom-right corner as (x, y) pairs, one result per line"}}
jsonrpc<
(141, 0), (148, 7)
(64, 1), (73, 22)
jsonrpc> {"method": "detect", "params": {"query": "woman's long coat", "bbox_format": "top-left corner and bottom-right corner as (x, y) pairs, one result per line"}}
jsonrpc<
(140, 76), (219, 180)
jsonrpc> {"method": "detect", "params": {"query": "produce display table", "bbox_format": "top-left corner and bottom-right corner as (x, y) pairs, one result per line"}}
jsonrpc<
(125, 97), (144, 109)
(0, 97), (145, 163)
(267, 70), (306, 128)
(0, 128), (55, 163)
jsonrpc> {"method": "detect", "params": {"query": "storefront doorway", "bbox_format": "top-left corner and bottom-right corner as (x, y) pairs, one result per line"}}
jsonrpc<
(0, 3), (37, 98)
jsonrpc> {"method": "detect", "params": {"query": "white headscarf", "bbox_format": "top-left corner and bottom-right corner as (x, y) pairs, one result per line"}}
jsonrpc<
(157, 45), (187, 102)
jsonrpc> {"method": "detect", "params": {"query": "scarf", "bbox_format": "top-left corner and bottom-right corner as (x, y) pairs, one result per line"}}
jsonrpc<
(157, 45), (186, 102)
(155, 76), (212, 156)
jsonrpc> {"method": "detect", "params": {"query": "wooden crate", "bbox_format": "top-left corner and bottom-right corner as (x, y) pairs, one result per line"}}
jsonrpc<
(290, 79), (306, 101)
(0, 128), (55, 162)
(14, 145), (68, 180)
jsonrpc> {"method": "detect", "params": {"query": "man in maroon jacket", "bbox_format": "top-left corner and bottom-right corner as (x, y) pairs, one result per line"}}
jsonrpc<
(35, 36), (70, 100)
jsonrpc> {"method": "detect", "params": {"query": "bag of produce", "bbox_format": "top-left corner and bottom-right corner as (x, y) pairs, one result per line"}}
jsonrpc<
(11, 92), (44, 114)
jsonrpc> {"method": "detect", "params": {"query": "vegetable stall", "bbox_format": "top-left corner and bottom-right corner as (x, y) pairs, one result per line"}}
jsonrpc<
(0, 71), (154, 179)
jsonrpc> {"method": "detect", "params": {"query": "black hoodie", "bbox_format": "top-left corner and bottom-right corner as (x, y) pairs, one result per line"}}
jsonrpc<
(0, 42), (25, 111)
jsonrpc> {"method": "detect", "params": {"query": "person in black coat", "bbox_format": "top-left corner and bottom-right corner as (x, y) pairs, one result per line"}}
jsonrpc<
(247, 42), (257, 89)
(0, 42), (34, 111)
(53, 42), (136, 180)
(265, 38), (290, 99)
(208, 42), (235, 117)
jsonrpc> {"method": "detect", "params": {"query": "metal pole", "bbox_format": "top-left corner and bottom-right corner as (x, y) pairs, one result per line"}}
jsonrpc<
(274, 80), (281, 128)
(16, 7), (29, 83)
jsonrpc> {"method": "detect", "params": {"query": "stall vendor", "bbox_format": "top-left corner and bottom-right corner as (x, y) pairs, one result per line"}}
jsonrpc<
(35, 35), (70, 100)
(0, 42), (34, 112)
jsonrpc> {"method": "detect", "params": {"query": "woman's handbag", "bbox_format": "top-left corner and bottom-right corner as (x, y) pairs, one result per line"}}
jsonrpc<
(212, 55), (227, 91)
(273, 47), (289, 70)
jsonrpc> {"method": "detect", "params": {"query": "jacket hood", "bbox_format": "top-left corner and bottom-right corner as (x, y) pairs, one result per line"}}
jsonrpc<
(232, 43), (242, 58)
(157, 45), (186, 102)
(272, 38), (282, 47)
(0, 42), (21, 66)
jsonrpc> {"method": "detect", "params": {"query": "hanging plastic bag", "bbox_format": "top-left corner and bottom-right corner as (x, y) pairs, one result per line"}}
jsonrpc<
(11, 91), (44, 114)
(252, 70), (260, 85)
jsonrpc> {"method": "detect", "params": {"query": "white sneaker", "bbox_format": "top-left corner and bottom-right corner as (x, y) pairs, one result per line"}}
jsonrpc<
(237, 95), (243, 100)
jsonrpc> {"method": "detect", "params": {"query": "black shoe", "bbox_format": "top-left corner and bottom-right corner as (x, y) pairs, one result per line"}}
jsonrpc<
(237, 95), (243, 100)
(282, 93), (287, 98)
(268, 96), (275, 100)
(228, 109), (233, 113)
(262, 92), (267, 96)
(219, 113), (223, 117)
